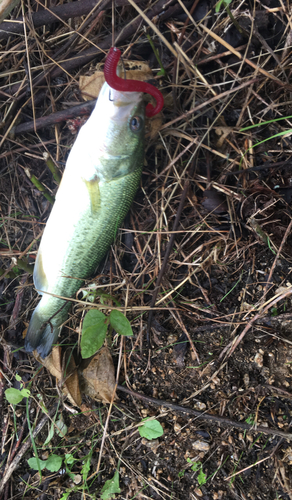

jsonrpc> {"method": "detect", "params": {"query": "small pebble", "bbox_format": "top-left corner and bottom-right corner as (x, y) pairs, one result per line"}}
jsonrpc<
(194, 401), (206, 411)
(261, 366), (270, 379)
(73, 474), (82, 485)
(142, 438), (160, 452)
(192, 440), (210, 452)
(167, 334), (177, 344)
(254, 352), (264, 368)
(243, 373), (249, 386)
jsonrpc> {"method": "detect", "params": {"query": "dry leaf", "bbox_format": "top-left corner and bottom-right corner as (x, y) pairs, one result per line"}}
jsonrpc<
(275, 285), (292, 295)
(38, 347), (81, 407)
(173, 333), (189, 367)
(63, 351), (82, 407)
(201, 189), (228, 214)
(147, 113), (163, 140)
(79, 346), (117, 403)
(79, 71), (105, 100)
(79, 60), (153, 100)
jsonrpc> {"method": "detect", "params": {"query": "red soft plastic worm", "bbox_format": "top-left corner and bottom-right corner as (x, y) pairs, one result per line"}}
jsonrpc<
(104, 47), (164, 118)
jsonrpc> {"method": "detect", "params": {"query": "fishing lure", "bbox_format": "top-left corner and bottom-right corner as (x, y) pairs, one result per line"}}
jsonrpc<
(104, 47), (164, 117)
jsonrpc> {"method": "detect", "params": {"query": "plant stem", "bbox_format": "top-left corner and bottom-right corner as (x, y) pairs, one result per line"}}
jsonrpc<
(24, 168), (55, 204)
(226, 5), (249, 38)
(145, 32), (167, 76)
(16, 258), (34, 274)
(43, 152), (62, 185)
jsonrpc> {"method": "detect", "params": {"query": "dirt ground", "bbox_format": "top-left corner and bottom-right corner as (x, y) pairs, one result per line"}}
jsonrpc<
(1, 0), (292, 499)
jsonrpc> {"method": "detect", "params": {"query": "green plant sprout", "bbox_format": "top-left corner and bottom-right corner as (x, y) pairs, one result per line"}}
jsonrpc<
(244, 414), (255, 439)
(138, 419), (164, 440)
(82, 286), (121, 306)
(215, 0), (232, 12)
(101, 469), (121, 499)
(28, 454), (62, 473)
(229, 451), (244, 485)
(239, 128), (292, 167)
(186, 459), (207, 486)
(5, 384), (30, 406)
(215, 1), (249, 38)
(145, 31), (167, 77)
(240, 114), (292, 131)
(81, 309), (133, 358)
(220, 272), (243, 302)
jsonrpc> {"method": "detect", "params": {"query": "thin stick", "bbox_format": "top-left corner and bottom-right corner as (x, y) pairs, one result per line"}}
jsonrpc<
(146, 159), (196, 346)
(117, 385), (292, 440)
(0, 405), (57, 493)
(161, 78), (259, 131)
(263, 218), (292, 300)
(11, 100), (96, 136)
(126, 0), (178, 58)
(228, 287), (292, 357)
(200, 24), (287, 86)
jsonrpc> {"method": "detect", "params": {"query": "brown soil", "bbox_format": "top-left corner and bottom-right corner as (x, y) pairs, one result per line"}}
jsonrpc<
(1, 1), (292, 499)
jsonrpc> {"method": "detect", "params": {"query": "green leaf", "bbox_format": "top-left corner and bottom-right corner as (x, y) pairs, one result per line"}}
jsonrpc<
(101, 470), (121, 499)
(65, 453), (75, 465)
(109, 310), (133, 337)
(45, 454), (63, 472)
(5, 388), (29, 405)
(43, 421), (55, 446)
(28, 454), (62, 472)
(81, 310), (108, 359)
(81, 448), (93, 481)
(187, 458), (201, 472)
(138, 419), (164, 440)
(56, 414), (68, 437)
(82, 309), (106, 330)
(60, 492), (72, 500)
(198, 468), (207, 486)
(81, 289), (97, 303)
(215, 0), (232, 12)
(28, 457), (47, 470)
(21, 388), (30, 398)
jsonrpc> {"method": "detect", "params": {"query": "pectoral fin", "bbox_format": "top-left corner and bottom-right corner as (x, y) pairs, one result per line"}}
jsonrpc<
(83, 177), (101, 216)
(34, 250), (49, 293)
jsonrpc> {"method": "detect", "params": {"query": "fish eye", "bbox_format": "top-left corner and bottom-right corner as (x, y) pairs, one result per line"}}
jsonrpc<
(130, 116), (143, 132)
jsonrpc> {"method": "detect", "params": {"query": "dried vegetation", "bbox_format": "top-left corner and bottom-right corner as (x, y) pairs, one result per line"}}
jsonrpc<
(1, 0), (292, 499)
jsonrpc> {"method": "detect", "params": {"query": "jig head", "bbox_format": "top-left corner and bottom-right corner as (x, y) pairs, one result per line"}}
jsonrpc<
(104, 47), (164, 118)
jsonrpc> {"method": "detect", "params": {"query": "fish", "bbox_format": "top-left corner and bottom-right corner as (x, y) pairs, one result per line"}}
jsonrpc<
(25, 82), (145, 358)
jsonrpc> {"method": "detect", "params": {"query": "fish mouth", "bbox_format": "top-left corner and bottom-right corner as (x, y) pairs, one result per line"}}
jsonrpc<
(98, 83), (144, 127)
(100, 82), (143, 112)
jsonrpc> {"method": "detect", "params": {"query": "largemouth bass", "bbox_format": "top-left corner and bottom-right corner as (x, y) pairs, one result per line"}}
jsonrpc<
(25, 82), (145, 358)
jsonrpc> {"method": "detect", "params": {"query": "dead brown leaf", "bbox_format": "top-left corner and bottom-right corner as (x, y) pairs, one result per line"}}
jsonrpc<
(79, 60), (153, 100)
(38, 347), (81, 407)
(79, 346), (117, 404)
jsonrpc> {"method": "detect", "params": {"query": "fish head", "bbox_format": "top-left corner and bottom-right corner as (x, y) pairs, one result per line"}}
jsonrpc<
(85, 82), (145, 181)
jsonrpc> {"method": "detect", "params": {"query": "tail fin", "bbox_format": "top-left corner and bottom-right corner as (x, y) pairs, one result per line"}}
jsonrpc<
(25, 299), (70, 358)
